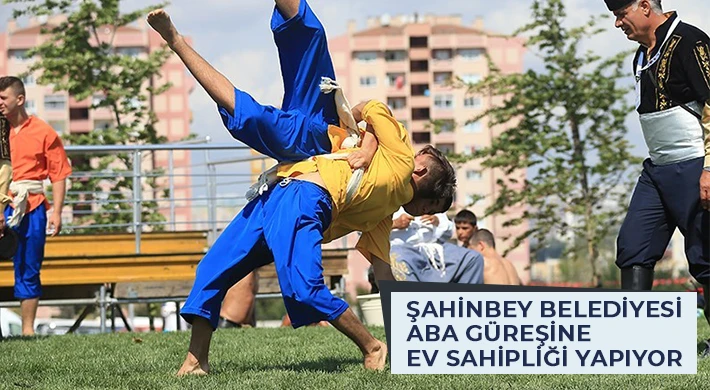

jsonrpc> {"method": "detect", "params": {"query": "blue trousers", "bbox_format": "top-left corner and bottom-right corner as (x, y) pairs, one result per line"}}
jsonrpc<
(218, 0), (338, 163)
(181, 179), (348, 329)
(617, 157), (710, 285)
(391, 242), (484, 284)
(5, 203), (47, 299)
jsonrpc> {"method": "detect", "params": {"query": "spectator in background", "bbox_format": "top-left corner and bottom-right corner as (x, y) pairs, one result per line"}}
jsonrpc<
(367, 207), (484, 290)
(0, 76), (72, 335)
(454, 209), (477, 247)
(469, 229), (521, 286)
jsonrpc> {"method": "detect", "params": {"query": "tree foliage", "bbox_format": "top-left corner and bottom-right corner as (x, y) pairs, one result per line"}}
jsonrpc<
(458, 0), (642, 284)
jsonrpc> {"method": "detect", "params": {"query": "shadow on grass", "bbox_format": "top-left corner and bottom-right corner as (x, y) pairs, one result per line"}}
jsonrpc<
(217, 357), (364, 374)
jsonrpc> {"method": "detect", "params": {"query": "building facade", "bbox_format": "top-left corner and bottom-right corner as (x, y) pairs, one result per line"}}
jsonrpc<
(329, 14), (531, 294)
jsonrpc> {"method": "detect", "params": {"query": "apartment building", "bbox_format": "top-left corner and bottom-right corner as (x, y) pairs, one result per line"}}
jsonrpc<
(329, 14), (531, 293)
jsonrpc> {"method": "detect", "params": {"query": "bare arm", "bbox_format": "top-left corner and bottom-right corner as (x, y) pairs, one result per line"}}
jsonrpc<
(47, 179), (66, 236)
(147, 10), (236, 115)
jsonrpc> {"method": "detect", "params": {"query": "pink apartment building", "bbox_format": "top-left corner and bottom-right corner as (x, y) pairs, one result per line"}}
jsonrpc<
(328, 14), (531, 294)
(0, 16), (195, 229)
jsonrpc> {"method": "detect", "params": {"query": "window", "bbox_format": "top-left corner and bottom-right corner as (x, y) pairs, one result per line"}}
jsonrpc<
(433, 72), (452, 86)
(359, 76), (377, 87)
(410, 36), (428, 48)
(385, 50), (407, 61)
(387, 97), (407, 110)
(25, 100), (37, 115)
(463, 145), (480, 155)
(436, 143), (455, 154)
(48, 120), (66, 134)
(434, 95), (454, 109)
(432, 49), (452, 60)
(464, 96), (482, 108)
(410, 60), (428, 72)
(411, 84), (429, 96)
(412, 132), (431, 144)
(466, 170), (482, 180)
(386, 73), (406, 88)
(21, 74), (36, 87)
(354, 51), (378, 62)
(116, 46), (144, 57)
(411, 108), (430, 120)
(459, 48), (484, 60)
(94, 120), (113, 131)
(44, 94), (67, 110)
(437, 120), (455, 132)
(9, 49), (31, 61)
(461, 74), (481, 84)
(464, 121), (482, 133)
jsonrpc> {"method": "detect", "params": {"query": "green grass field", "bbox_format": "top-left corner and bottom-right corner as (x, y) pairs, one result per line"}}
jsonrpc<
(0, 320), (708, 390)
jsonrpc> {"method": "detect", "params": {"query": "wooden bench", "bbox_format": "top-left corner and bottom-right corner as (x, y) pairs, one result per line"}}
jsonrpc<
(0, 231), (209, 288)
(0, 231), (350, 332)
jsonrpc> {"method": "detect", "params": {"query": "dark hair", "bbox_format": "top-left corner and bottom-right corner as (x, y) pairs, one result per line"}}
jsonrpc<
(416, 145), (457, 210)
(470, 229), (496, 249)
(0, 76), (25, 97)
(454, 209), (477, 226)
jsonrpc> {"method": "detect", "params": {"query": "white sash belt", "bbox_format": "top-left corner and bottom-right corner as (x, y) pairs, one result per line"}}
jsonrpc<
(639, 102), (704, 165)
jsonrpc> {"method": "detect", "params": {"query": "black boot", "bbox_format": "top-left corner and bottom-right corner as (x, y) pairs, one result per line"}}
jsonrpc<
(620, 266), (654, 290)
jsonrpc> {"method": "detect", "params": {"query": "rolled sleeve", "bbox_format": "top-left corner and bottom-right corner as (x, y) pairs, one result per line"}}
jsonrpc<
(44, 132), (71, 183)
(361, 100), (414, 159)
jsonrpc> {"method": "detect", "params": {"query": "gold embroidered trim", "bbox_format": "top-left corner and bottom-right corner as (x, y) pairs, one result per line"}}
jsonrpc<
(694, 41), (710, 91)
(390, 253), (410, 281)
(655, 35), (682, 111)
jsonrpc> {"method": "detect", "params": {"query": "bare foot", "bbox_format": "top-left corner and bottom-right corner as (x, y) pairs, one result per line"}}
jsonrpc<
(147, 9), (180, 45)
(363, 340), (387, 371)
(176, 353), (210, 377)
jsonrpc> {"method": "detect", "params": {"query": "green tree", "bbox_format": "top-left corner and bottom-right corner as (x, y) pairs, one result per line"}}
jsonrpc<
(458, 0), (641, 285)
(4, 0), (172, 232)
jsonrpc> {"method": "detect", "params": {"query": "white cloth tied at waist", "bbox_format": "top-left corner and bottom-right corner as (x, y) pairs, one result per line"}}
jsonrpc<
(7, 180), (44, 228)
(415, 242), (446, 278)
(639, 101), (704, 165)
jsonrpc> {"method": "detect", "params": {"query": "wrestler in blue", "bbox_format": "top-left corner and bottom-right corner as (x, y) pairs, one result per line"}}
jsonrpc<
(605, 0), (710, 355)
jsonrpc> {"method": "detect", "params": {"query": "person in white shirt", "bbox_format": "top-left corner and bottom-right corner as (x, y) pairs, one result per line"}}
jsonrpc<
(384, 208), (484, 285)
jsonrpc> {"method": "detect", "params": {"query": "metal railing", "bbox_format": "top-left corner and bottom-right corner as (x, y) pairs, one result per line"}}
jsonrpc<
(61, 137), (266, 247)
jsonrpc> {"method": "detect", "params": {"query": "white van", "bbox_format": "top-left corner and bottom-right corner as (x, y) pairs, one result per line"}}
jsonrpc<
(0, 308), (22, 337)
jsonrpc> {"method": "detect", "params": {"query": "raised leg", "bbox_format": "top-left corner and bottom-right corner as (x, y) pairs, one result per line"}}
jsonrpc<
(271, 0), (338, 125)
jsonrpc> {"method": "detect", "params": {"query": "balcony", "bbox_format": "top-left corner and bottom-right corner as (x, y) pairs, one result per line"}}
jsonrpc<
(409, 47), (429, 60)
(411, 108), (431, 121)
(411, 131), (431, 144)
(410, 60), (429, 73)
(409, 72), (430, 85)
(69, 118), (92, 133)
(409, 36), (428, 48)
(411, 83), (430, 97)
(409, 95), (430, 108)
